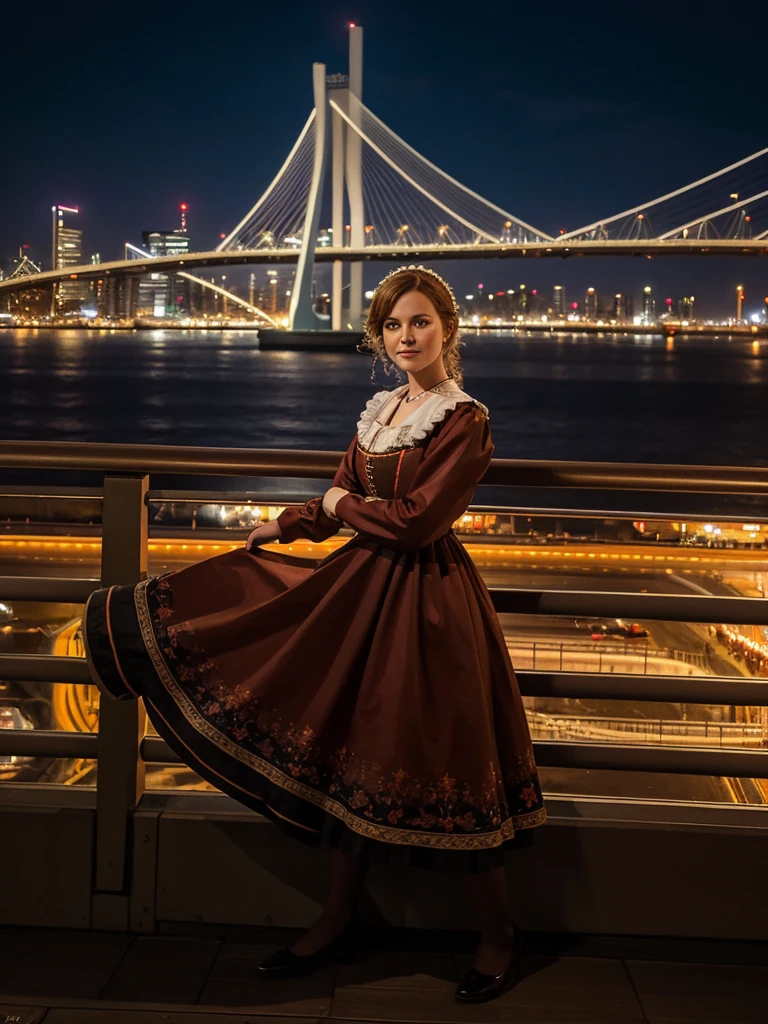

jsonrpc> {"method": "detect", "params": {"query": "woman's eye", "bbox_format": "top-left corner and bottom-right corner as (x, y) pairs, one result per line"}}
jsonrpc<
(384, 322), (398, 330)
(414, 320), (427, 327)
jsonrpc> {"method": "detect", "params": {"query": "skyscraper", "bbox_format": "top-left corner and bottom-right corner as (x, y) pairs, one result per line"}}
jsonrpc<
(585, 287), (598, 320)
(52, 205), (88, 311)
(642, 286), (653, 322)
(553, 285), (565, 316)
(137, 228), (190, 317)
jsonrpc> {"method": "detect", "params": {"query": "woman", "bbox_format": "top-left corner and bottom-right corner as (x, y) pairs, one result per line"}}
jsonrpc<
(84, 265), (546, 1004)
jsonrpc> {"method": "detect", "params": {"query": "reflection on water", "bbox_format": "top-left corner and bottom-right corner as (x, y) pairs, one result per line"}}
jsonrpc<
(2, 327), (767, 466)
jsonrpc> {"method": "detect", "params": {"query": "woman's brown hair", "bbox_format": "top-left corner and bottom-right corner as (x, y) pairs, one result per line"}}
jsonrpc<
(361, 267), (465, 388)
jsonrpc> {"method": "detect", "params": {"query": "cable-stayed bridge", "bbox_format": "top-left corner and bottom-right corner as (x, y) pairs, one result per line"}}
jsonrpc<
(3, 25), (768, 329)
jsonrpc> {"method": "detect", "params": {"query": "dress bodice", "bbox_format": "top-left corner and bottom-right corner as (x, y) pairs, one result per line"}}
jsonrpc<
(355, 379), (489, 501)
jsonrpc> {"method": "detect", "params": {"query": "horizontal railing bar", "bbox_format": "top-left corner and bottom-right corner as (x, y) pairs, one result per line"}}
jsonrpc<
(0, 577), (100, 603)
(0, 442), (341, 478)
(0, 655), (92, 684)
(1, 733), (763, 777)
(0, 443), (340, 478)
(1, 441), (767, 494)
(140, 736), (768, 777)
(4, 577), (763, 626)
(498, 460), (765, 493)
(517, 671), (768, 707)
(3, 656), (764, 707)
(492, 588), (767, 626)
(0, 486), (103, 498)
(534, 740), (768, 778)
(0, 730), (98, 758)
(142, 736), (182, 763)
(146, 492), (326, 505)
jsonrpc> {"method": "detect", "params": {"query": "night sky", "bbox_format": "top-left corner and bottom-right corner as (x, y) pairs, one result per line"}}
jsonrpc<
(4, 0), (768, 316)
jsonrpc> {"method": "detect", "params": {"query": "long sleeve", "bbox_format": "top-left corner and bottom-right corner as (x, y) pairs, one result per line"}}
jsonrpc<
(334, 403), (493, 551)
(275, 434), (362, 544)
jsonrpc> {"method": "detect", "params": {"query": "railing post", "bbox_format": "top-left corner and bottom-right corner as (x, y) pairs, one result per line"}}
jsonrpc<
(92, 474), (148, 931)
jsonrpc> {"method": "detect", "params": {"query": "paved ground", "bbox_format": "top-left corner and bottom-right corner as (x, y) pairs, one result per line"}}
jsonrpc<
(0, 924), (766, 1023)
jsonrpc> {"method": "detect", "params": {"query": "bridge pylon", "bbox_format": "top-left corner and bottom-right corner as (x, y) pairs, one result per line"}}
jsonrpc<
(346, 25), (365, 328)
(288, 63), (329, 330)
(290, 25), (365, 333)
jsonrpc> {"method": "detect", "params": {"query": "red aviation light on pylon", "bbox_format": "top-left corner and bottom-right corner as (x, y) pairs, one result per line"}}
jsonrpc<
(349, 22), (356, 28)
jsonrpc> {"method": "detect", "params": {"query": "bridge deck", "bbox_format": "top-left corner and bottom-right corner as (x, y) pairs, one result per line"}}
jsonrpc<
(3, 239), (768, 298)
(0, 923), (765, 1023)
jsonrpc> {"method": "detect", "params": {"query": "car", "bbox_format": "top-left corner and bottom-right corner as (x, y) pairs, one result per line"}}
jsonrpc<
(591, 620), (649, 640)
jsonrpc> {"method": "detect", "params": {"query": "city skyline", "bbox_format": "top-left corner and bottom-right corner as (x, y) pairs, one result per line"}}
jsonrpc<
(3, 2), (768, 315)
(4, 207), (767, 322)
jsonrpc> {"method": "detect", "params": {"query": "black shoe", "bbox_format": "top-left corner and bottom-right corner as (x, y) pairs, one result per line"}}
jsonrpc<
(454, 930), (524, 1004)
(256, 912), (362, 979)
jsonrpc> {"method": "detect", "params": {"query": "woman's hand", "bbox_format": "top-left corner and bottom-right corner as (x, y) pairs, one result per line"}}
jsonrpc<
(245, 519), (282, 551)
(323, 487), (349, 521)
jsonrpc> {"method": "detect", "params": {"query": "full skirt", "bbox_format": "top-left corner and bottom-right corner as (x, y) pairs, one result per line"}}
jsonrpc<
(84, 532), (546, 872)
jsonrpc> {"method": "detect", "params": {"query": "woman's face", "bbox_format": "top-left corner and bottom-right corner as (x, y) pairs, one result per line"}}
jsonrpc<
(381, 289), (446, 376)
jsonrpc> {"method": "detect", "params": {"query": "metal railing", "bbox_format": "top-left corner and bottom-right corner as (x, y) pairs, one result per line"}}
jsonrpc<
(529, 713), (764, 747)
(506, 639), (711, 675)
(0, 442), (767, 904)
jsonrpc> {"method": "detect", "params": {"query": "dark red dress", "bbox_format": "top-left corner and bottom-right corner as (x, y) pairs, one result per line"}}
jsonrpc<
(84, 381), (546, 872)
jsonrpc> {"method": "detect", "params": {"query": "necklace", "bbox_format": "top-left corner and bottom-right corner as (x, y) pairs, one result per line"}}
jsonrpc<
(403, 375), (454, 403)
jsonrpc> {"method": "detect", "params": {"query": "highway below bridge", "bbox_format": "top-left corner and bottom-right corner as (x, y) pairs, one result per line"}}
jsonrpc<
(1, 533), (763, 804)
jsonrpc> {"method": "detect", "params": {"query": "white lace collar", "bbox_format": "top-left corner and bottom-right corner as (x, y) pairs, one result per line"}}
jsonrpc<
(357, 378), (489, 454)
